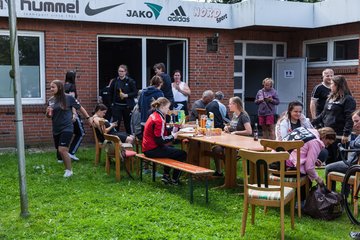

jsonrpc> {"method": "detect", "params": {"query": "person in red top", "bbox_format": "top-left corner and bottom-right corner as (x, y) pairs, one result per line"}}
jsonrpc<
(142, 97), (186, 185)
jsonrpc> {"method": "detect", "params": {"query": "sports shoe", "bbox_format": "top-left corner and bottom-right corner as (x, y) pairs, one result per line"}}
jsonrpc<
(68, 153), (79, 161)
(161, 175), (172, 185)
(63, 169), (73, 178)
(213, 171), (224, 177)
(350, 232), (360, 240)
(57, 159), (63, 163)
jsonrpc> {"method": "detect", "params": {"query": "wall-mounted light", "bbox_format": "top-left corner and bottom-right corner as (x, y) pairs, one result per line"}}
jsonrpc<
(207, 33), (219, 52)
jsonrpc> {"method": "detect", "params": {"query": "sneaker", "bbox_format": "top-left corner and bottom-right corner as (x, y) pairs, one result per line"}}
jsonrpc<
(57, 159), (63, 163)
(63, 169), (73, 178)
(350, 232), (360, 240)
(213, 171), (224, 177)
(68, 153), (79, 161)
(161, 175), (172, 185)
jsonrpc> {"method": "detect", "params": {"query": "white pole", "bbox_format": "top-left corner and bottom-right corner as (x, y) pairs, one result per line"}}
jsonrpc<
(8, 0), (30, 217)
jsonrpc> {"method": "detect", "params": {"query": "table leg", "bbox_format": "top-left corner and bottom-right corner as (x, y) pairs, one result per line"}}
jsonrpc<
(222, 148), (238, 188)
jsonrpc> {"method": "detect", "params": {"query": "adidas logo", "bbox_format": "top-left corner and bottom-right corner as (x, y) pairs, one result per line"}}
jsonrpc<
(168, 6), (190, 23)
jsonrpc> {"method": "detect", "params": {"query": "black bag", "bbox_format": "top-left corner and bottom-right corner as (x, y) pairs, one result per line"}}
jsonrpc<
(303, 184), (343, 220)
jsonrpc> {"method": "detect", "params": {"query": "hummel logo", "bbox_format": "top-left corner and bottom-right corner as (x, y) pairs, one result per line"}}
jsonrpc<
(85, 2), (124, 16)
(0, 0), (8, 10)
(168, 6), (190, 23)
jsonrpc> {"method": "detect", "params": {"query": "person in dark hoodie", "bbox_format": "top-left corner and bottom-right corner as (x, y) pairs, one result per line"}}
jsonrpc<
(153, 62), (174, 108)
(139, 75), (164, 127)
(312, 75), (356, 164)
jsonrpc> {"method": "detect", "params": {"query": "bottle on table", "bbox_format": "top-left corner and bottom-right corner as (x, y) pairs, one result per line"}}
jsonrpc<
(253, 123), (259, 141)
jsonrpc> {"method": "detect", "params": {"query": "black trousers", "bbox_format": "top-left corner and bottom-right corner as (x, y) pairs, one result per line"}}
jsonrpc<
(144, 145), (187, 181)
(112, 104), (132, 134)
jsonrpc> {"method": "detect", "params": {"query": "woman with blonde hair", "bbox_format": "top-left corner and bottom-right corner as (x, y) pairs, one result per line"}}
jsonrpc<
(255, 78), (279, 139)
(142, 97), (187, 185)
(212, 96), (252, 177)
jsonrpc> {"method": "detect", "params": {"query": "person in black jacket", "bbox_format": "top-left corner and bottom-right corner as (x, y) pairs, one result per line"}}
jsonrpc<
(109, 64), (137, 134)
(154, 62), (174, 108)
(312, 75), (356, 164)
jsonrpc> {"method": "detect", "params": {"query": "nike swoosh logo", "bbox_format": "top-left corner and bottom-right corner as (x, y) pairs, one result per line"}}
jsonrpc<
(85, 2), (124, 16)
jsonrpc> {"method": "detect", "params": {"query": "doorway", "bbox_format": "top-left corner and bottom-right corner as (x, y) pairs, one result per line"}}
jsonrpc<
(244, 59), (273, 123)
(97, 36), (187, 94)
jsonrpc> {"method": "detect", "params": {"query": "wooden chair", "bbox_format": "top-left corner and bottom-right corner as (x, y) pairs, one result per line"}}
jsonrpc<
(260, 139), (308, 218)
(238, 149), (295, 240)
(103, 133), (137, 181)
(327, 147), (360, 217)
(195, 108), (206, 122)
(92, 125), (105, 166)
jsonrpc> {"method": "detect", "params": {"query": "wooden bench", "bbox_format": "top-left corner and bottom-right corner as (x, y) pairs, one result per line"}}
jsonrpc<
(136, 153), (214, 204)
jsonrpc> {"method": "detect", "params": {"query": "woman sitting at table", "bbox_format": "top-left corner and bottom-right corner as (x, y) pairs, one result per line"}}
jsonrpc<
(275, 101), (328, 164)
(91, 103), (134, 144)
(212, 96), (252, 177)
(142, 97), (187, 185)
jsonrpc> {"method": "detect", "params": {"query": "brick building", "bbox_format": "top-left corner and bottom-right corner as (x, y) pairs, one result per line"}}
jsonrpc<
(0, 0), (359, 147)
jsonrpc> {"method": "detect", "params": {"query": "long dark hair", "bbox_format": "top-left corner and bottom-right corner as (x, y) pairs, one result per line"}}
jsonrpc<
(51, 80), (67, 110)
(329, 75), (352, 100)
(65, 71), (76, 84)
(286, 101), (303, 120)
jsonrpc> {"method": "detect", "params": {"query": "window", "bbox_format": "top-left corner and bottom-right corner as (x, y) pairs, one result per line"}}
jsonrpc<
(304, 35), (359, 67)
(0, 31), (45, 105)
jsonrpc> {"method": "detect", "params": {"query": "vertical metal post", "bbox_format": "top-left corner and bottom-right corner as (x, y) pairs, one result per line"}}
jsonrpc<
(8, 0), (29, 217)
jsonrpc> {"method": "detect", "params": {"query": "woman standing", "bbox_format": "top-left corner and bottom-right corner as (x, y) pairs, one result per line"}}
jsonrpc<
(109, 64), (137, 134)
(142, 97), (187, 185)
(212, 97), (252, 176)
(62, 70), (85, 161)
(172, 70), (191, 115)
(312, 75), (356, 164)
(255, 78), (279, 139)
(154, 63), (174, 107)
(46, 80), (91, 177)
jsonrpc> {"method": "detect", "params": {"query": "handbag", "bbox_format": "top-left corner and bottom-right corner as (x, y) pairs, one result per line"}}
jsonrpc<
(303, 184), (343, 220)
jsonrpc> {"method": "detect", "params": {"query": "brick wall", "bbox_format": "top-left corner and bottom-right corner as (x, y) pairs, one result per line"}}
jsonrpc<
(0, 19), (359, 147)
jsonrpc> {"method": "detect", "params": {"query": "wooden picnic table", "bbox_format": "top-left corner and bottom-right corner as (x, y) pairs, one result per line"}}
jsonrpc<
(179, 132), (263, 188)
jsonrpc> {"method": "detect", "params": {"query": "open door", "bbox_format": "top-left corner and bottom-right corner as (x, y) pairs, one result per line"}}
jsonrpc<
(167, 41), (186, 81)
(274, 58), (307, 115)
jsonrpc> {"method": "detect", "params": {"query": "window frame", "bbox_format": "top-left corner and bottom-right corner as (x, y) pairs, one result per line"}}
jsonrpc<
(303, 35), (359, 68)
(0, 30), (45, 105)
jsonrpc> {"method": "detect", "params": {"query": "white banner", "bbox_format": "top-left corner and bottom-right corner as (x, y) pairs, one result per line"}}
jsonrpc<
(0, 0), (232, 29)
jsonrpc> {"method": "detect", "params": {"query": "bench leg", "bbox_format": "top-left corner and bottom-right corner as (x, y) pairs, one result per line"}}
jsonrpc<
(189, 175), (193, 204)
(206, 176), (209, 204)
(140, 159), (143, 181)
(152, 162), (156, 182)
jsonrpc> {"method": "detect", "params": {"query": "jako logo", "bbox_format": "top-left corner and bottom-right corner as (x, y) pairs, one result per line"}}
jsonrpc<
(168, 6), (189, 23)
(126, 2), (162, 20)
(0, 0), (8, 10)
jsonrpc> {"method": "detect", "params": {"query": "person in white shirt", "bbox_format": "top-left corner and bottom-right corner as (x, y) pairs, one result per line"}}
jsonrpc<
(172, 70), (191, 115)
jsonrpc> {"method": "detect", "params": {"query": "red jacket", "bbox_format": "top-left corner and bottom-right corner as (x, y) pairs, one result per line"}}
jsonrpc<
(142, 110), (174, 152)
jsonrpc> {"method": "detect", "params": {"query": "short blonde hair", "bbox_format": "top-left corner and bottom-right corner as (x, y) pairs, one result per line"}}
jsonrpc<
(262, 78), (273, 86)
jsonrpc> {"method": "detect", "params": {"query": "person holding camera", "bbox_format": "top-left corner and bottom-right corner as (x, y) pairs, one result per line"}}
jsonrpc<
(255, 78), (279, 139)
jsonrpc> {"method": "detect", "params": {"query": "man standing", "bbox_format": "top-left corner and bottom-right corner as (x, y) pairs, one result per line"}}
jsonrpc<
(310, 68), (334, 119)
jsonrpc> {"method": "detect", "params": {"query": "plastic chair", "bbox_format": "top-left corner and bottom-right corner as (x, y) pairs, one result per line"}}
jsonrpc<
(238, 149), (295, 240)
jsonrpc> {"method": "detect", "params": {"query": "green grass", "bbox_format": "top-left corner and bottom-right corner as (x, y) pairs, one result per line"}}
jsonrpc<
(0, 147), (357, 239)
